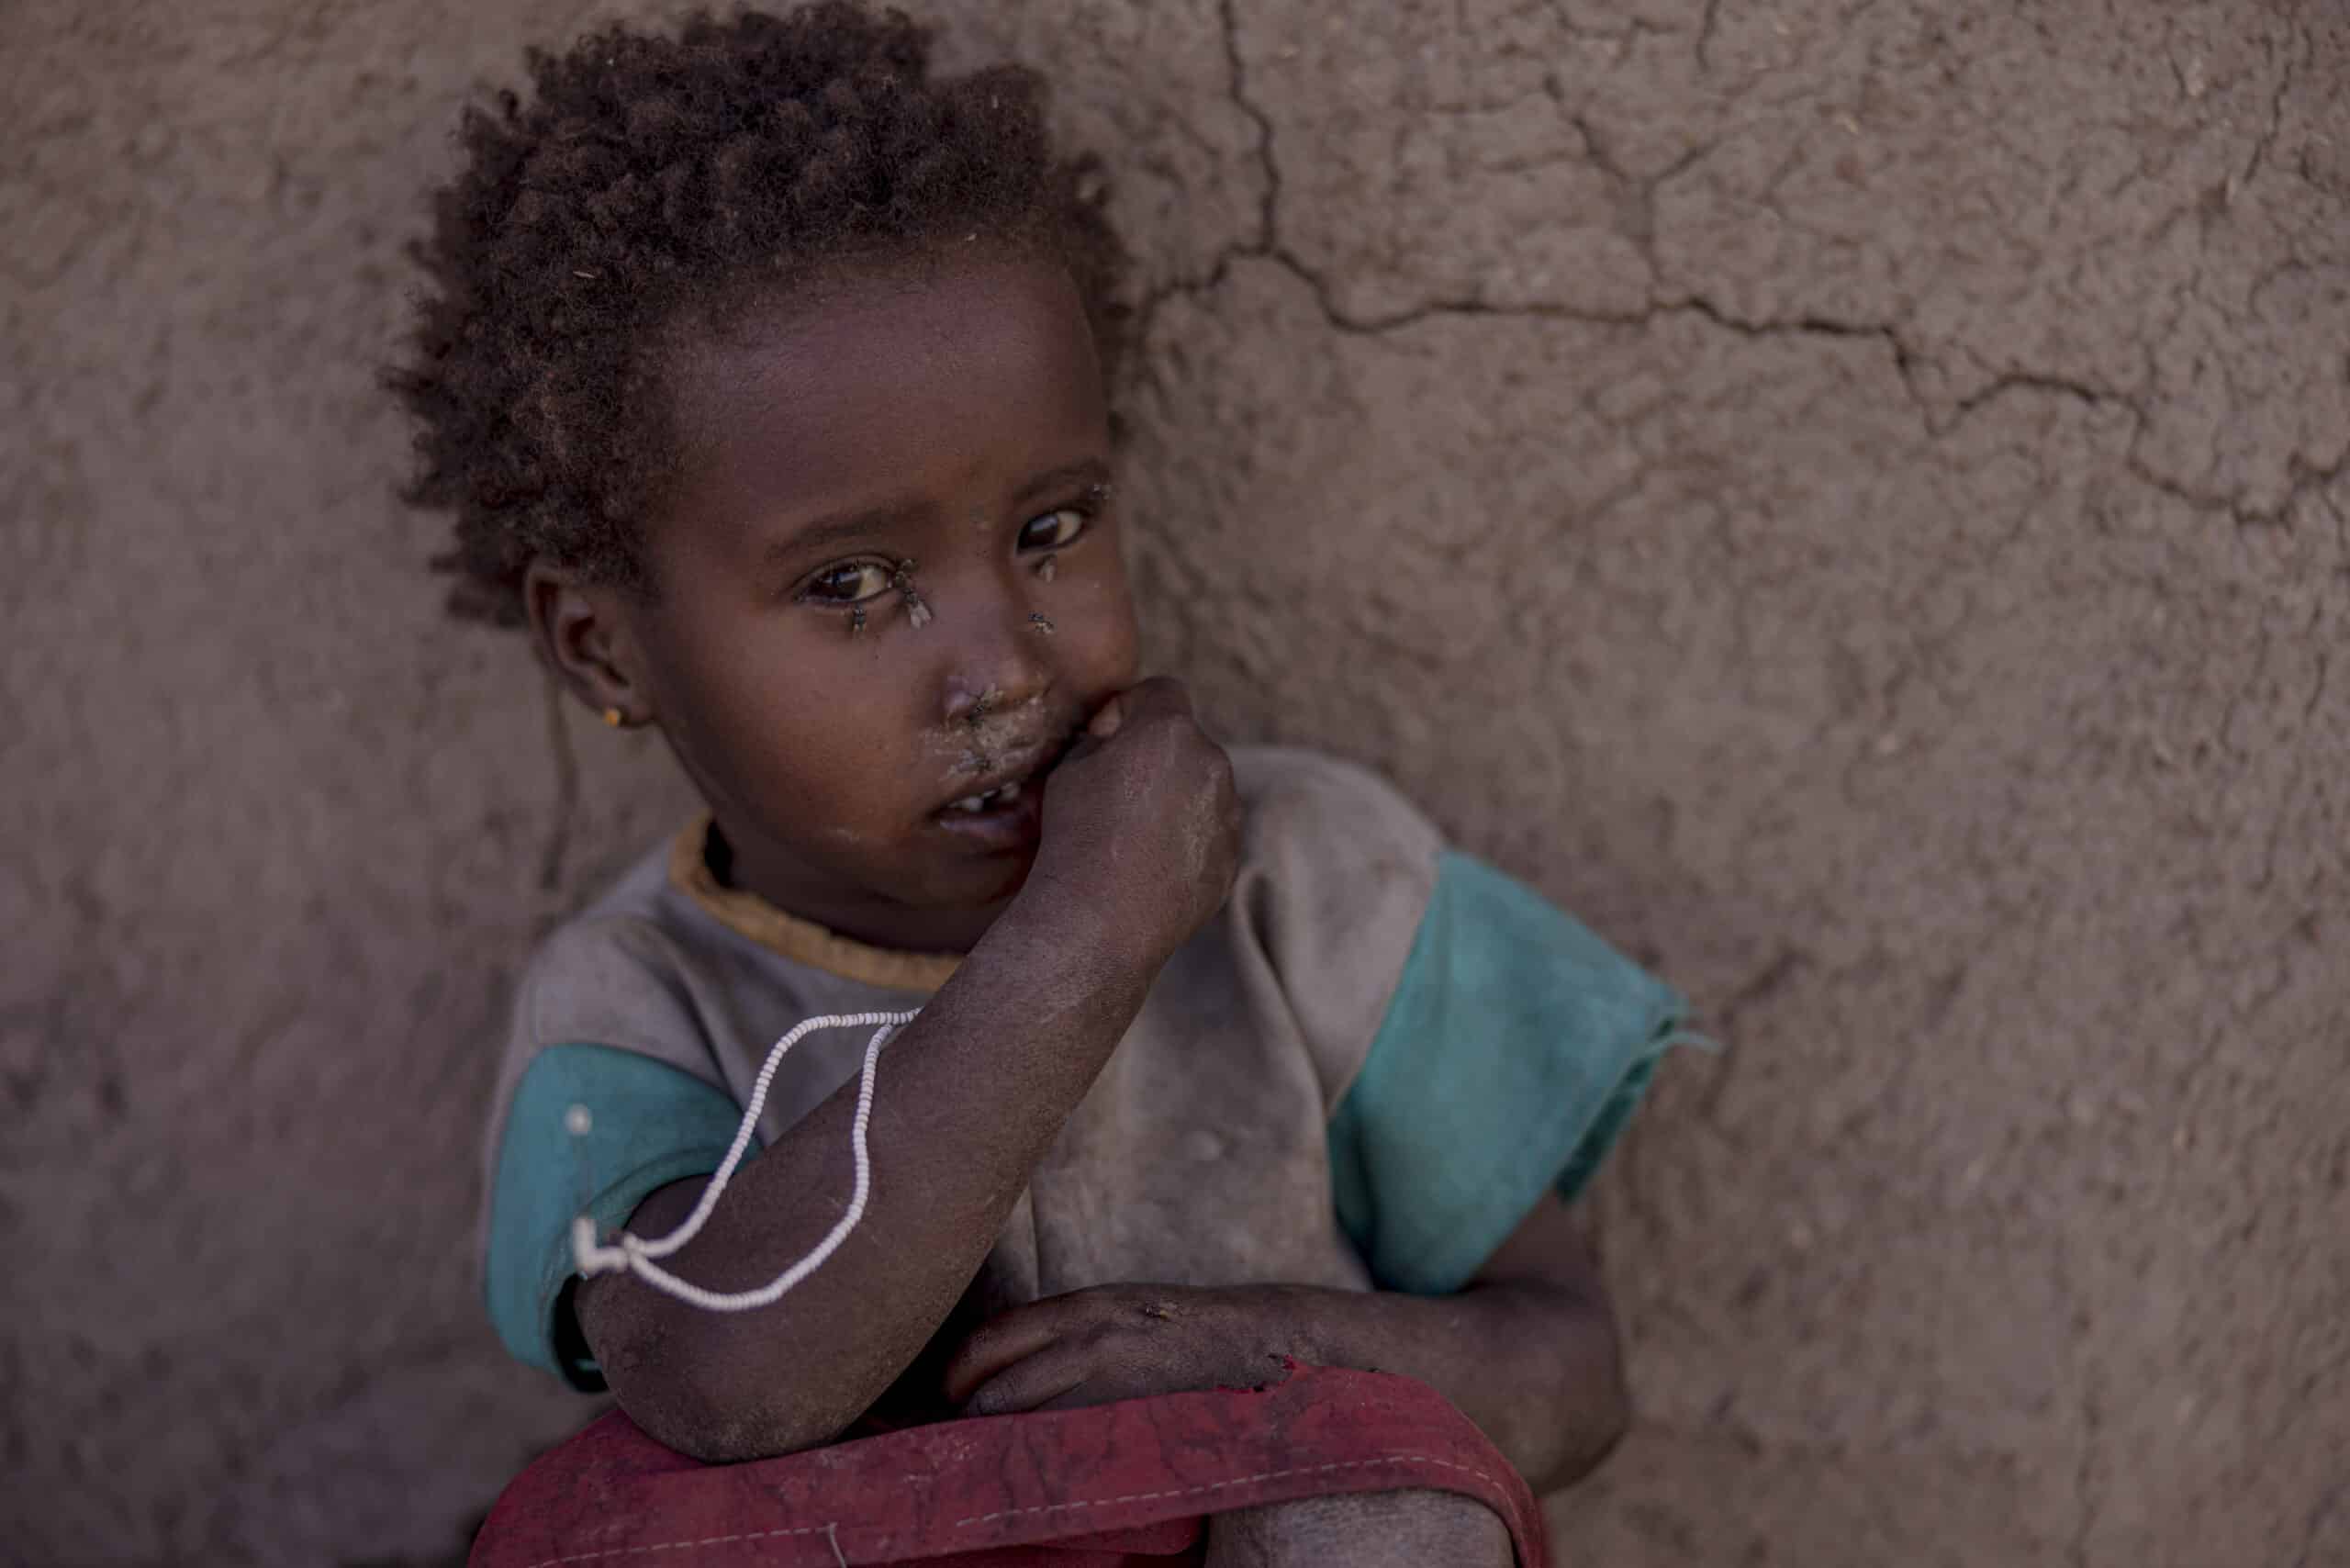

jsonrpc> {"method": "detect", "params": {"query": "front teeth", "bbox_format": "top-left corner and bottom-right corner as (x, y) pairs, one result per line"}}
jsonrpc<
(949, 780), (1024, 813)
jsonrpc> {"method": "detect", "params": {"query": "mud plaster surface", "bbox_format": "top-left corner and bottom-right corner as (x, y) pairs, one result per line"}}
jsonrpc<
(4, 1), (2345, 1563)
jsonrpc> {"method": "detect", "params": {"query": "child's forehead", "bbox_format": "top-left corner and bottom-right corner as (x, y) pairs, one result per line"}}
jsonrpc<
(659, 247), (1109, 521)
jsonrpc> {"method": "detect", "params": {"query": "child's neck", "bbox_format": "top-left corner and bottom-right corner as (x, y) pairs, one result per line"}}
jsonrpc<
(706, 820), (1011, 958)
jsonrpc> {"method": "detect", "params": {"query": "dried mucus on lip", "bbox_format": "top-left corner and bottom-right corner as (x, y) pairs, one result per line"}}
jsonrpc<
(961, 686), (1001, 774)
(1029, 612), (1055, 635)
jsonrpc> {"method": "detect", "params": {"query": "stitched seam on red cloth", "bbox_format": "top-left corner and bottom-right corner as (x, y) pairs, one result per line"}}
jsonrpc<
(949, 1451), (1505, 1528)
(521, 1523), (838, 1567)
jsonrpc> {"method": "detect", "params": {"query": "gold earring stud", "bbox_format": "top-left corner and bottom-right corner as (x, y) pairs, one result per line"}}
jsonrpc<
(601, 707), (624, 728)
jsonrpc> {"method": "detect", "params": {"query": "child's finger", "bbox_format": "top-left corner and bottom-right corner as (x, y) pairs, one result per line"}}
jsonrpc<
(958, 1340), (1095, 1417)
(1111, 676), (1195, 728)
(939, 1294), (1096, 1403)
(1083, 692), (1125, 740)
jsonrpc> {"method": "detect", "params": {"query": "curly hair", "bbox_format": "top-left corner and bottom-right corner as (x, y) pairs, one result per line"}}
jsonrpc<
(388, 3), (1132, 625)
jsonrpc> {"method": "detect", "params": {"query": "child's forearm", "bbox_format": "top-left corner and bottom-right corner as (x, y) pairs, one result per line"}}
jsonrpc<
(576, 896), (1159, 1462)
(1015, 1280), (1629, 1493)
(942, 1271), (1629, 1495)
(1276, 1280), (1629, 1494)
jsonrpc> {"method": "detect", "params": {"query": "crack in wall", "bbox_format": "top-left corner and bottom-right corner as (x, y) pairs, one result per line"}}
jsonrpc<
(1215, 0), (1280, 256)
(2237, 22), (2304, 195)
(1151, 3), (2347, 540)
(1152, 204), (2347, 536)
(1696, 0), (1724, 72)
(2068, 1374), (2103, 1568)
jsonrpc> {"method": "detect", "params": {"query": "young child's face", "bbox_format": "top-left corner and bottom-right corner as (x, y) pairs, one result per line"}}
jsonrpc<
(615, 249), (1139, 945)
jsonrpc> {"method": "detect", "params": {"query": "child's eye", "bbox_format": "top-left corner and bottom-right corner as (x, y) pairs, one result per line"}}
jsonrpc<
(1017, 508), (1090, 553)
(798, 561), (894, 605)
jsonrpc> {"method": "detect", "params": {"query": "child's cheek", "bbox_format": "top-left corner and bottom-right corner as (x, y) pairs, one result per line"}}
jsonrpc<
(1068, 576), (1141, 687)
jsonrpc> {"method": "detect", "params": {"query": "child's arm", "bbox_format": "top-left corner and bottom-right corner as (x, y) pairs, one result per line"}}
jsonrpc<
(942, 1194), (1628, 1495)
(574, 679), (1239, 1463)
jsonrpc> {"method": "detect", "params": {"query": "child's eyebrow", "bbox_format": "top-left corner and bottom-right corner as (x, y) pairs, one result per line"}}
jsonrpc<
(763, 496), (934, 564)
(762, 456), (1113, 566)
(1011, 457), (1113, 509)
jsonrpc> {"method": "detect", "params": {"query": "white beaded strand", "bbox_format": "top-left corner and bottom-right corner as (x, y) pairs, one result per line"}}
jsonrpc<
(568, 1008), (922, 1313)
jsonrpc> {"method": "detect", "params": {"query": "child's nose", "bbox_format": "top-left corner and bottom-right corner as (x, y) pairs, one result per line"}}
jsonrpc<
(937, 581), (1054, 726)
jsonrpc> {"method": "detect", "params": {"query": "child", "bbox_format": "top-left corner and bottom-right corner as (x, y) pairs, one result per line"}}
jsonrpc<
(394, 6), (1687, 1562)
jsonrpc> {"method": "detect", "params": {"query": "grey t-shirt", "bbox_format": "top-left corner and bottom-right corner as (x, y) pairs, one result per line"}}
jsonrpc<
(480, 745), (1686, 1384)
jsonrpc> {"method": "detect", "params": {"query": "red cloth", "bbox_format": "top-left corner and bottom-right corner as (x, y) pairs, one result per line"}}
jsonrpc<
(470, 1363), (1546, 1567)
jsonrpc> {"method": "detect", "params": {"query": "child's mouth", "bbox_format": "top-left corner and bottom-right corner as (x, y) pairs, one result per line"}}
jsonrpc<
(930, 746), (1056, 851)
(944, 778), (1027, 814)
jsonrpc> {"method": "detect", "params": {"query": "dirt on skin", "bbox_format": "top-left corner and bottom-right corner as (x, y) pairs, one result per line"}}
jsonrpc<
(3, 2), (2346, 1565)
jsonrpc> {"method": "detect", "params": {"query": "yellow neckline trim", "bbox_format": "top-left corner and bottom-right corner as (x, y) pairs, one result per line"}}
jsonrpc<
(667, 815), (962, 993)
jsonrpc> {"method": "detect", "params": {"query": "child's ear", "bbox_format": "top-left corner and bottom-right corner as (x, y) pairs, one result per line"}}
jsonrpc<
(523, 558), (654, 727)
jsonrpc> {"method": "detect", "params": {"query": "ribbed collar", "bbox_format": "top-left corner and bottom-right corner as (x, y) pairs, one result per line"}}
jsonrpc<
(666, 814), (962, 993)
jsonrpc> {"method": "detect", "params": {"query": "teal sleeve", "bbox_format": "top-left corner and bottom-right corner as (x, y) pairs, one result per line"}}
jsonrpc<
(1327, 852), (1692, 1295)
(484, 1043), (743, 1386)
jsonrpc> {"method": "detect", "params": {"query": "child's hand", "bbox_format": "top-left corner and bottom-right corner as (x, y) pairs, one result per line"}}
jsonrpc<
(1024, 678), (1241, 968)
(942, 1284), (1297, 1417)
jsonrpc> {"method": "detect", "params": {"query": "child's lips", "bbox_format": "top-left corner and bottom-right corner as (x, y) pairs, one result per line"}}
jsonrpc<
(929, 739), (1059, 850)
(930, 771), (1046, 851)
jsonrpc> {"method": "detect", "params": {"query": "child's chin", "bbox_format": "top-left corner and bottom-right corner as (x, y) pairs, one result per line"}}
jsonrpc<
(915, 842), (1038, 913)
(962, 848), (1038, 908)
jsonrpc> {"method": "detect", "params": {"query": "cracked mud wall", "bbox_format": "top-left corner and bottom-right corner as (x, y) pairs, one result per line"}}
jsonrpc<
(5, 2), (2344, 1563)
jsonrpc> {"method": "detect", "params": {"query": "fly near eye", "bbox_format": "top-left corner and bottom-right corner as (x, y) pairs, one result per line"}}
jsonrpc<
(802, 562), (893, 605)
(1017, 508), (1088, 553)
